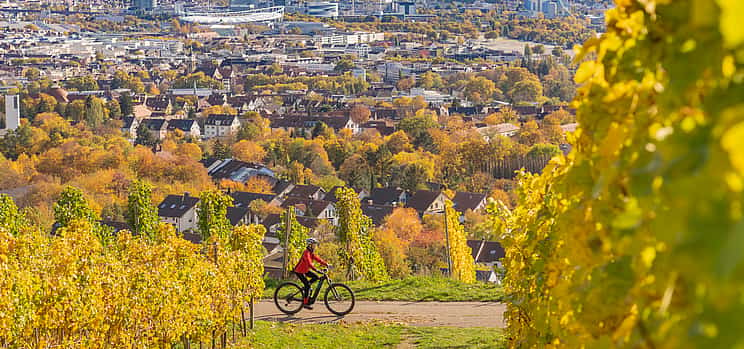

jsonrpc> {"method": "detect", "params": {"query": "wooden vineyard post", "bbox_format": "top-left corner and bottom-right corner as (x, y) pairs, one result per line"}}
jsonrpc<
(249, 297), (255, 329)
(281, 207), (291, 279)
(443, 207), (453, 277)
(241, 306), (247, 336)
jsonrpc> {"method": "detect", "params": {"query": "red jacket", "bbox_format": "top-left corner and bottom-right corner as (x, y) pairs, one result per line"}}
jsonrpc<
(294, 249), (328, 273)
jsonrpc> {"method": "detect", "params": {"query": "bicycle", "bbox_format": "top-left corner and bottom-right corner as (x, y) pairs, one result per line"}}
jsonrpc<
(274, 268), (355, 316)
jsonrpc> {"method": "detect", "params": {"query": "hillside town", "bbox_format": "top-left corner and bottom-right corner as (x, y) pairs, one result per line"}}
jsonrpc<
(0, 0), (614, 283)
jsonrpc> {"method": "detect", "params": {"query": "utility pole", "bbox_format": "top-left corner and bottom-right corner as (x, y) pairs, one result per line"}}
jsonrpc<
(281, 206), (292, 279)
(443, 207), (453, 277)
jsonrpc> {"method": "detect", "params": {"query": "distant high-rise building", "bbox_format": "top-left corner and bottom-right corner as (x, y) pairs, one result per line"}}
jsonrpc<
(132, 0), (157, 10)
(396, 1), (415, 15)
(545, 1), (558, 17)
(4, 95), (19, 131)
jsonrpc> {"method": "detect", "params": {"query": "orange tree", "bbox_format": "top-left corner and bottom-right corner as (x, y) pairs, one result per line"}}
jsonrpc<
(492, 0), (744, 347)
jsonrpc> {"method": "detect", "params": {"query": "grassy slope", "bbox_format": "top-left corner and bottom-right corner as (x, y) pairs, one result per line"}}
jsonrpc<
(264, 276), (503, 302)
(232, 321), (504, 348)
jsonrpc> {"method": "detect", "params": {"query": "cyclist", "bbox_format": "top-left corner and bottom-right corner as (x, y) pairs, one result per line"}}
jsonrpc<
(293, 237), (329, 309)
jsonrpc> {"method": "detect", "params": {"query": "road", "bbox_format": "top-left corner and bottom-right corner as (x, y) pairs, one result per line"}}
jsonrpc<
(254, 300), (505, 328)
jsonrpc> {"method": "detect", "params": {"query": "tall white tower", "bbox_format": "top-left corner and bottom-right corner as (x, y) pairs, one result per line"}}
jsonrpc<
(5, 95), (19, 131)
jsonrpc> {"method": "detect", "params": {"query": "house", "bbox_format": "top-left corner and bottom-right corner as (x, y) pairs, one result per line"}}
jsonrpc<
(145, 95), (173, 114)
(140, 118), (168, 141)
(121, 116), (139, 139)
(286, 184), (325, 200)
(280, 197), (338, 225)
(477, 123), (520, 141)
(230, 191), (278, 208)
(204, 114), (240, 138)
(99, 220), (133, 234)
(367, 187), (407, 206)
(323, 186), (368, 203)
(230, 191), (279, 224)
(361, 203), (394, 226)
(406, 190), (448, 216)
(468, 239), (505, 283)
(201, 158), (275, 184)
(166, 119), (201, 138)
(157, 193), (200, 232)
(227, 206), (251, 226)
(272, 180), (296, 199)
(451, 192), (488, 213)
(322, 186), (344, 202)
(269, 115), (361, 135)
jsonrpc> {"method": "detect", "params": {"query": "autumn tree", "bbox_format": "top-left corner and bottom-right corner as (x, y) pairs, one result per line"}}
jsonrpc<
(373, 227), (410, 278)
(463, 76), (499, 104)
(398, 109), (438, 150)
(231, 140), (266, 163)
(135, 123), (157, 146)
(417, 71), (444, 90)
(517, 120), (542, 146)
(349, 104), (372, 124)
(84, 96), (107, 127)
(0, 194), (30, 236)
(382, 207), (423, 243)
(396, 76), (415, 91)
(119, 93), (133, 117)
(509, 79), (543, 103)
(53, 186), (97, 228)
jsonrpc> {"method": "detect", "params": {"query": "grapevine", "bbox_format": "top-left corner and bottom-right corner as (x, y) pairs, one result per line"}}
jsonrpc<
(444, 200), (475, 283)
(492, 0), (744, 347)
(277, 207), (310, 273)
(0, 192), (265, 347)
(335, 187), (388, 281)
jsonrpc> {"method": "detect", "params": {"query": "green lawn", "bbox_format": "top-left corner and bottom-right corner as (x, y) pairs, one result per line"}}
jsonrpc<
(405, 327), (505, 348)
(230, 321), (505, 348)
(264, 276), (503, 302)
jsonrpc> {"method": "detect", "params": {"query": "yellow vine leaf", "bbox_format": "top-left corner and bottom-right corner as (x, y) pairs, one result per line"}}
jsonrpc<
(717, 0), (744, 48)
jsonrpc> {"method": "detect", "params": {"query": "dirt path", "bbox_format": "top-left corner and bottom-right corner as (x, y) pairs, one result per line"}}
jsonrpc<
(253, 300), (505, 328)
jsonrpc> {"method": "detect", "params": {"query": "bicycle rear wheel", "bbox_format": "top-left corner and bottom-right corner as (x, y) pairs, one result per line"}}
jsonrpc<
(324, 283), (355, 316)
(274, 282), (304, 315)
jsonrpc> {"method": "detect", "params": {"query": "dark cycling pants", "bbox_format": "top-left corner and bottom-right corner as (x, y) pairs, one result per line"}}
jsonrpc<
(294, 271), (319, 300)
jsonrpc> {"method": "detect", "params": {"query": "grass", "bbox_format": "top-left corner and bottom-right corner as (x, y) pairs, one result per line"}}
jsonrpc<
(405, 327), (505, 348)
(233, 321), (403, 348)
(230, 321), (505, 348)
(264, 276), (503, 302)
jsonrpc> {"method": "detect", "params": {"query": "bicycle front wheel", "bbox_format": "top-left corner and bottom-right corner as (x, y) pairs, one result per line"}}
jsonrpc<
(274, 282), (304, 315)
(324, 283), (355, 316)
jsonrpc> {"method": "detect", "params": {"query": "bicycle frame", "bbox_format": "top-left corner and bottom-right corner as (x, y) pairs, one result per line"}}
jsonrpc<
(308, 272), (330, 302)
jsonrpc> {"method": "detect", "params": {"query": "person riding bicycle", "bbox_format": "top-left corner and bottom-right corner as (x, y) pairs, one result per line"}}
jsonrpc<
(293, 238), (329, 309)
